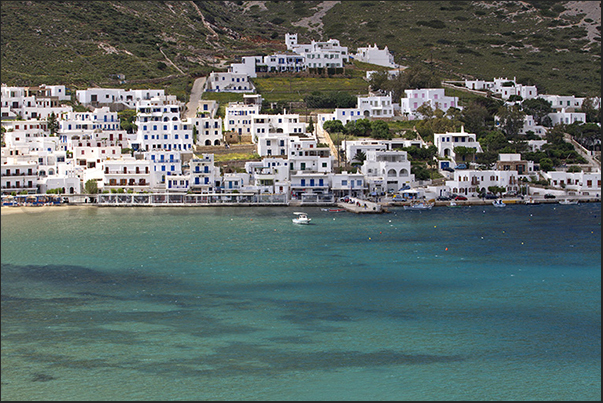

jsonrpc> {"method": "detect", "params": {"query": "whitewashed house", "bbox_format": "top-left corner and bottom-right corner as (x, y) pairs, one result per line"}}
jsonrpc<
(223, 99), (262, 137)
(102, 155), (152, 192)
(245, 157), (291, 195)
(143, 150), (183, 191)
(360, 149), (414, 194)
(131, 95), (193, 152)
(400, 88), (460, 119)
(251, 112), (306, 156)
(433, 127), (482, 164)
(285, 33), (348, 68)
(1, 155), (38, 195)
(288, 137), (333, 174)
(353, 44), (397, 68)
(548, 109), (587, 126)
(222, 172), (250, 193)
(76, 88), (165, 109)
(542, 169), (601, 196)
(1, 84), (72, 120)
(190, 154), (219, 193)
(189, 117), (222, 146)
(36, 150), (80, 194)
(206, 72), (254, 92)
(446, 169), (522, 196)
(464, 77), (537, 100)
(331, 171), (367, 198)
(518, 115), (548, 137)
(196, 99), (219, 118)
(317, 108), (364, 127)
(357, 93), (395, 119)
(538, 95), (585, 111)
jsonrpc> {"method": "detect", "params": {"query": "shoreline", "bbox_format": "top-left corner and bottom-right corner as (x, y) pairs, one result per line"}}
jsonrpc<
(2, 198), (600, 215)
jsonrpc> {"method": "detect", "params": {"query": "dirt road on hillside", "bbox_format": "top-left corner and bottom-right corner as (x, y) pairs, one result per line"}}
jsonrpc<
(185, 76), (206, 119)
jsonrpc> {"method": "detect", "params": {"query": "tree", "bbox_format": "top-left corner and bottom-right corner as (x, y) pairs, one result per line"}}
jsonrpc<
(355, 119), (372, 136)
(479, 130), (509, 153)
(352, 150), (366, 164)
(521, 98), (552, 125)
(46, 112), (59, 136)
(581, 97), (601, 123)
(192, 125), (198, 144)
(453, 146), (476, 163)
(475, 151), (499, 169)
(401, 65), (441, 89)
(461, 101), (490, 135)
(497, 105), (525, 139)
(306, 116), (314, 134)
(84, 179), (98, 202)
(416, 103), (435, 120)
(118, 109), (138, 134)
(539, 157), (553, 172)
(370, 120), (392, 139)
(322, 119), (345, 134)
(367, 70), (390, 93)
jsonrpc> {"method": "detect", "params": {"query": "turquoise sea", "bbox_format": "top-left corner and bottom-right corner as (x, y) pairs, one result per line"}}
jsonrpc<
(1, 203), (601, 401)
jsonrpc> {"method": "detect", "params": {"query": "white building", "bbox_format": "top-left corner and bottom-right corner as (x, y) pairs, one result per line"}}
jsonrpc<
(357, 93), (395, 119)
(331, 171), (367, 198)
(518, 115), (548, 137)
(76, 88), (165, 109)
(189, 117), (223, 146)
(1, 155), (38, 194)
(245, 157), (291, 195)
(102, 155), (152, 192)
(464, 77), (537, 100)
(360, 149), (414, 194)
(446, 169), (522, 196)
(285, 33), (349, 68)
(143, 150), (183, 191)
(353, 44), (397, 68)
(1, 84), (72, 120)
(222, 172), (250, 193)
(288, 137), (333, 174)
(196, 99), (219, 118)
(317, 108), (364, 127)
(538, 95), (585, 111)
(206, 72), (254, 92)
(190, 154), (219, 193)
(223, 98), (262, 136)
(433, 127), (482, 162)
(400, 88), (460, 119)
(543, 169), (601, 196)
(548, 109), (587, 126)
(131, 95), (193, 152)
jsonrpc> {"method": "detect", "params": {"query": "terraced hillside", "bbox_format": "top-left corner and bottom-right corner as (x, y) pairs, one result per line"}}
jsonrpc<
(1, 1), (600, 98)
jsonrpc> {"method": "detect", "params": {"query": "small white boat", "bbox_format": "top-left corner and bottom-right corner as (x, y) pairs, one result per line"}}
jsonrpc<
(447, 201), (461, 208)
(404, 201), (433, 210)
(292, 212), (312, 224)
(559, 199), (579, 205)
(492, 199), (506, 207)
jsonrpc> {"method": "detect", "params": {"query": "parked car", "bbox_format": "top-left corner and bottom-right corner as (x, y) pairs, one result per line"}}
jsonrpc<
(455, 195), (468, 201)
(484, 193), (498, 200)
(442, 167), (455, 172)
(437, 195), (452, 201)
(454, 164), (467, 169)
(544, 194), (556, 199)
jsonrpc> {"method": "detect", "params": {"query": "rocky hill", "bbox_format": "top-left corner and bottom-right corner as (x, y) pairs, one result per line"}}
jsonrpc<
(1, 1), (600, 98)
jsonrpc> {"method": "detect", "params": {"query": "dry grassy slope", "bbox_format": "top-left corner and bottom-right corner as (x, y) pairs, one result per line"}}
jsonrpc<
(1, 1), (601, 96)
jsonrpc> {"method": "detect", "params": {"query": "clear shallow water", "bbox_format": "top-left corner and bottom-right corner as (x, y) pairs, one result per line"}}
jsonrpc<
(1, 204), (600, 401)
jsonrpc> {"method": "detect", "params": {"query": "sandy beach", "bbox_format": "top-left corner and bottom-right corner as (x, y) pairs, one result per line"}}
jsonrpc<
(0, 204), (97, 216)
